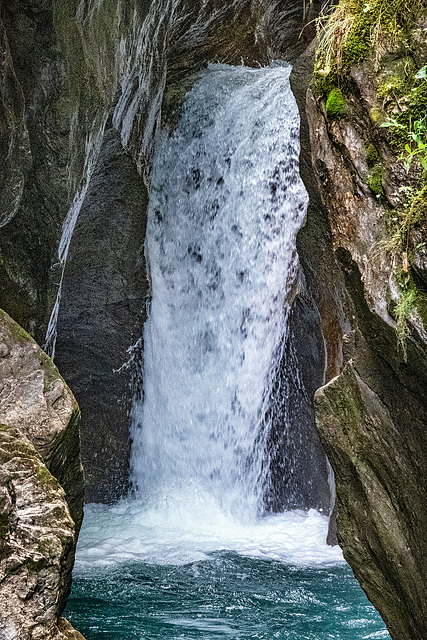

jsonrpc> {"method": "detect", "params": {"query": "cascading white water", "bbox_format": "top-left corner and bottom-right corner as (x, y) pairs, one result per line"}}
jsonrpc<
(75, 63), (344, 571)
(130, 63), (309, 520)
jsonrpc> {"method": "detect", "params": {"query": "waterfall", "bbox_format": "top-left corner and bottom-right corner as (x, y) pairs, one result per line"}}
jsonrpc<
(75, 63), (343, 571)
(130, 63), (309, 520)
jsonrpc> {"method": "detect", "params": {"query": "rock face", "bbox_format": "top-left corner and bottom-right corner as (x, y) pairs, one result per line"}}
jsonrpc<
(0, 309), (84, 530)
(295, 13), (427, 639)
(0, 0), (324, 504)
(1, 0), (427, 637)
(0, 425), (75, 640)
(54, 124), (149, 503)
(0, 309), (84, 639)
(265, 280), (331, 513)
(46, 0), (322, 502)
(315, 251), (427, 640)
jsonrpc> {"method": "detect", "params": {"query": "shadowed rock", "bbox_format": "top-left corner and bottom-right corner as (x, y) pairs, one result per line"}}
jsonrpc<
(55, 125), (149, 503)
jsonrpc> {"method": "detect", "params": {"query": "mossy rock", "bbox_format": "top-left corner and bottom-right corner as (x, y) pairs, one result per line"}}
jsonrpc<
(342, 19), (371, 67)
(408, 184), (427, 226)
(325, 88), (347, 119)
(366, 144), (380, 168)
(367, 164), (384, 195)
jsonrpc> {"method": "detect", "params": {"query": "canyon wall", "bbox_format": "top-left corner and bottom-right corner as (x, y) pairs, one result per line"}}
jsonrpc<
(1, 0), (426, 638)
(295, 7), (427, 637)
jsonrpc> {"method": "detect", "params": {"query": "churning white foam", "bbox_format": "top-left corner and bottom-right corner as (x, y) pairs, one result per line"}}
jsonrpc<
(74, 491), (343, 573)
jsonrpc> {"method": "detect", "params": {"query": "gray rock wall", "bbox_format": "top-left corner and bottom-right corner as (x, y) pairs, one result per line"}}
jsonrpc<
(295, 18), (427, 640)
(0, 309), (84, 638)
(315, 251), (427, 640)
(2, 1), (427, 637)
(54, 124), (149, 503)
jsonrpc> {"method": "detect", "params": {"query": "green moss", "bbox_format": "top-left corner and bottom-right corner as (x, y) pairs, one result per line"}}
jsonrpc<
(366, 144), (380, 167)
(393, 270), (427, 358)
(383, 79), (427, 147)
(367, 165), (384, 195)
(407, 184), (427, 226)
(35, 462), (59, 491)
(0, 309), (32, 343)
(342, 18), (370, 67)
(378, 75), (408, 100)
(315, 76), (333, 97)
(0, 441), (37, 465)
(326, 88), (347, 119)
(369, 106), (384, 124)
(316, 0), (427, 76)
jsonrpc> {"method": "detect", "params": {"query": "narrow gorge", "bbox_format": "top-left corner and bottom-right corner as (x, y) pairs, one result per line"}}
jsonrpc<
(0, 1), (426, 639)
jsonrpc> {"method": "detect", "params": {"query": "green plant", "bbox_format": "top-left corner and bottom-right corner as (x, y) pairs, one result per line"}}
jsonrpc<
(409, 184), (427, 222)
(394, 287), (417, 359)
(325, 87), (347, 118)
(377, 74), (408, 100)
(381, 116), (427, 171)
(315, 0), (427, 76)
(366, 143), (380, 167)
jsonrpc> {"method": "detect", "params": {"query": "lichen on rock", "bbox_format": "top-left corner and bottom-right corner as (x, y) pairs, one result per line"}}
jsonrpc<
(0, 309), (84, 639)
(0, 424), (75, 640)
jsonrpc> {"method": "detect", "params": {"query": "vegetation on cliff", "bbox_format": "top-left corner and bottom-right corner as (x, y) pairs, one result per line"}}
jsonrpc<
(314, 0), (427, 356)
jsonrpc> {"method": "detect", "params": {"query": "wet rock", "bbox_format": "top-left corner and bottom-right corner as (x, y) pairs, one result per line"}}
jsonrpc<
(54, 124), (148, 503)
(0, 424), (76, 640)
(293, 34), (427, 634)
(264, 279), (332, 514)
(0, 18), (31, 229)
(0, 309), (84, 638)
(0, 2), (76, 339)
(315, 251), (427, 640)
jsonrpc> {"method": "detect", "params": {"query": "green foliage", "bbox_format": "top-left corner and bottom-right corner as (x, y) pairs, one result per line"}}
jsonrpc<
(394, 286), (417, 359)
(341, 16), (370, 67)
(377, 75), (408, 100)
(378, 61), (427, 174)
(381, 115), (427, 172)
(367, 164), (384, 195)
(325, 88), (347, 119)
(416, 65), (427, 80)
(408, 183), (427, 224)
(315, 0), (427, 76)
(366, 143), (380, 167)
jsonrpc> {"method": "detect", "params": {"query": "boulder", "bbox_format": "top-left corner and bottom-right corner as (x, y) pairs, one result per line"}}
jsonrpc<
(0, 309), (85, 639)
(0, 309), (84, 530)
(0, 425), (75, 640)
